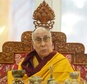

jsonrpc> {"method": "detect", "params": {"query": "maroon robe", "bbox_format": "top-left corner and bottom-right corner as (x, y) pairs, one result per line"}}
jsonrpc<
(21, 50), (56, 77)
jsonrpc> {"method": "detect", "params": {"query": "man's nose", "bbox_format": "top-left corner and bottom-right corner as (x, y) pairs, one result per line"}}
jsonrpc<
(41, 40), (45, 46)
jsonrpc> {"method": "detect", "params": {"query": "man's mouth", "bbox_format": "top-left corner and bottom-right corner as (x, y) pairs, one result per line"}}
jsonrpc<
(41, 49), (47, 52)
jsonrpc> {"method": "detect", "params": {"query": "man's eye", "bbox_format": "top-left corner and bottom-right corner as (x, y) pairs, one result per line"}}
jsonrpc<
(44, 37), (48, 40)
(43, 36), (50, 41)
(37, 39), (41, 41)
(35, 38), (41, 41)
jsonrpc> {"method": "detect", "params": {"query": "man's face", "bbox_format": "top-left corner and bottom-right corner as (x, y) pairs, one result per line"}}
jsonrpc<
(32, 28), (53, 59)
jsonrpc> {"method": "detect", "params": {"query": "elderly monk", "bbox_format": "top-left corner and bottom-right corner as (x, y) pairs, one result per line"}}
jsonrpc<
(8, 27), (74, 84)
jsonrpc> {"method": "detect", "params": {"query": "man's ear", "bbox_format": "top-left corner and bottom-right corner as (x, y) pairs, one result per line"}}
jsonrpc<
(52, 43), (54, 50)
(32, 41), (35, 49)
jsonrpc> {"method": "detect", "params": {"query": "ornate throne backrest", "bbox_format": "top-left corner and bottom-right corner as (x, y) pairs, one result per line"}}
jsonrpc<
(0, 30), (85, 64)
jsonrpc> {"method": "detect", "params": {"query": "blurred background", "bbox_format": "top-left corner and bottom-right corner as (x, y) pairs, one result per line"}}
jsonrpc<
(0, 0), (87, 53)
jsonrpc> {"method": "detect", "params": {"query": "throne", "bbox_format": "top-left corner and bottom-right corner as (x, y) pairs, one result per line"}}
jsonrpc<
(0, 1), (87, 84)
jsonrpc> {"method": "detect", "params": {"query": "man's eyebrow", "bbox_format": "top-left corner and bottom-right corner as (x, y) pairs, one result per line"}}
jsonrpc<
(35, 36), (40, 38)
(35, 35), (50, 38)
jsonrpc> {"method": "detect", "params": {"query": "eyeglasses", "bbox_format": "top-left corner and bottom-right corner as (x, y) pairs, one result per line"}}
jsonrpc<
(34, 36), (51, 43)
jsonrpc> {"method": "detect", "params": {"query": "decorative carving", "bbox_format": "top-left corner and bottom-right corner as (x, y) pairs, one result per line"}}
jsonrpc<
(66, 43), (84, 53)
(3, 42), (32, 54)
(33, 1), (55, 29)
(73, 54), (87, 65)
(59, 43), (84, 53)
(0, 52), (14, 63)
(52, 32), (66, 42)
(21, 31), (32, 45)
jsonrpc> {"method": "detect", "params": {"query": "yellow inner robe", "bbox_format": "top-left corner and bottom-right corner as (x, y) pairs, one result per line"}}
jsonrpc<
(7, 52), (74, 84)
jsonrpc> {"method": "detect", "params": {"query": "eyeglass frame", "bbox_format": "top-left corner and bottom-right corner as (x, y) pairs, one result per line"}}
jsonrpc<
(33, 35), (52, 44)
